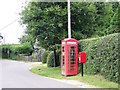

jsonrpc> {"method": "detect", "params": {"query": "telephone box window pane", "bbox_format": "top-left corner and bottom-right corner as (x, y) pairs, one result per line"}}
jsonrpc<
(62, 46), (64, 52)
(62, 55), (65, 65)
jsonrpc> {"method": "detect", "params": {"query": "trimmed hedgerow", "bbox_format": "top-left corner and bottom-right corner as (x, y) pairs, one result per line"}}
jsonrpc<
(47, 50), (61, 67)
(79, 33), (119, 83)
(41, 51), (49, 64)
(0, 43), (33, 60)
(47, 51), (54, 67)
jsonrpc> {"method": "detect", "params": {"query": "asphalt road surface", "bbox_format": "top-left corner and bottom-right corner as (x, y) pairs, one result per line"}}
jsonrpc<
(1, 60), (78, 88)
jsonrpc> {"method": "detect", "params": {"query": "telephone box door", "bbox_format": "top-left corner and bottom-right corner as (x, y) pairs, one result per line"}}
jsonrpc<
(67, 46), (77, 73)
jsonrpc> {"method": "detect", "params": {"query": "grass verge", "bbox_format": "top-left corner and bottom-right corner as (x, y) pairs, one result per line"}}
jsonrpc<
(30, 64), (118, 88)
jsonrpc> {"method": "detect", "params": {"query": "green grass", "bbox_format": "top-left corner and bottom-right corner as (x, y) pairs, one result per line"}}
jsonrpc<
(30, 64), (118, 88)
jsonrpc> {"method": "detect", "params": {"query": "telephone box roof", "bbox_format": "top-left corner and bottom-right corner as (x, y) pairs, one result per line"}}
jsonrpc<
(62, 38), (78, 42)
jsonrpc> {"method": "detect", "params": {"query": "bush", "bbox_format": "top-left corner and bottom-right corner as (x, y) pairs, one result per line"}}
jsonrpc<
(0, 44), (17, 59)
(15, 43), (33, 56)
(47, 50), (61, 67)
(41, 51), (49, 64)
(79, 33), (119, 83)
(47, 51), (54, 67)
(0, 43), (33, 60)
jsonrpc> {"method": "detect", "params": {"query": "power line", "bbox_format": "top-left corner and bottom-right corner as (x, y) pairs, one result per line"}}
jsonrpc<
(0, 19), (19, 31)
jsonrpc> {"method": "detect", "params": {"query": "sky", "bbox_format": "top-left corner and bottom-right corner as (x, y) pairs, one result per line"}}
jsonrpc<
(0, 0), (27, 44)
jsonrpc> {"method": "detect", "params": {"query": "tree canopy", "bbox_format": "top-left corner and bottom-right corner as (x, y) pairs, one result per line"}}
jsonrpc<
(20, 2), (119, 50)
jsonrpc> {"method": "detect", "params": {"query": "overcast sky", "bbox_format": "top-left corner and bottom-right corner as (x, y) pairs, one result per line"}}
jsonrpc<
(0, 0), (27, 44)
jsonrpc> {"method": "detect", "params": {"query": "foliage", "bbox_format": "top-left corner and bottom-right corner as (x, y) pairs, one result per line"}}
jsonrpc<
(47, 51), (54, 67)
(20, 2), (67, 49)
(0, 43), (33, 60)
(79, 33), (119, 83)
(20, 2), (119, 50)
(47, 50), (61, 67)
(0, 44), (18, 59)
(15, 43), (33, 56)
(19, 35), (35, 46)
(48, 44), (61, 51)
(41, 51), (49, 64)
(93, 2), (120, 36)
(107, 7), (120, 34)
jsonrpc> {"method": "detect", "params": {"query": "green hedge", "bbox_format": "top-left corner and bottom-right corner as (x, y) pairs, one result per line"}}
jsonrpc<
(41, 51), (49, 64)
(47, 50), (61, 67)
(47, 51), (54, 67)
(0, 44), (17, 59)
(79, 33), (119, 83)
(44, 33), (118, 82)
(15, 43), (33, 56)
(0, 43), (33, 60)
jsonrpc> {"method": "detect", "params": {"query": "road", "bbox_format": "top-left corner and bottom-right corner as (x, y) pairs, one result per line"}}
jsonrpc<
(0, 60), (78, 88)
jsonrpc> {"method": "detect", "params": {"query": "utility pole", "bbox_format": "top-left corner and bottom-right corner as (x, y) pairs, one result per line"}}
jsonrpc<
(68, 0), (71, 38)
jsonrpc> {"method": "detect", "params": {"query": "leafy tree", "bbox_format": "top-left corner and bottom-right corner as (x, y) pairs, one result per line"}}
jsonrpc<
(107, 3), (120, 34)
(20, 2), (68, 49)
(71, 2), (96, 39)
(94, 2), (107, 36)
(20, 2), (119, 49)
(92, 2), (119, 36)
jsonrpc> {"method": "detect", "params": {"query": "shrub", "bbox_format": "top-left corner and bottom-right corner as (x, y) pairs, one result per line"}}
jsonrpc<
(47, 50), (61, 67)
(0, 44), (17, 59)
(79, 33), (119, 83)
(41, 51), (49, 64)
(47, 51), (54, 67)
(0, 43), (33, 60)
(15, 43), (33, 56)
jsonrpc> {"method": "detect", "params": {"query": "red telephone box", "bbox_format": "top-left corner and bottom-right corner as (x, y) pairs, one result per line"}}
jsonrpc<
(61, 38), (78, 76)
